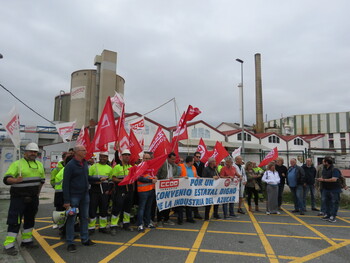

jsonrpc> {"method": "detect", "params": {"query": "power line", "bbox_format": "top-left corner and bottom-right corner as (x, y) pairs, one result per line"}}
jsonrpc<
(0, 83), (55, 125)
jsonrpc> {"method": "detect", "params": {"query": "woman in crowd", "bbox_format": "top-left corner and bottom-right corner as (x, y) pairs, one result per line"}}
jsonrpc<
(262, 162), (280, 215)
(245, 161), (261, 212)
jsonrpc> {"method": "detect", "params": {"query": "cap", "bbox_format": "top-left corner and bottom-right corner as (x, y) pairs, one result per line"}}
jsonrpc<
(121, 149), (131, 155)
(99, 151), (109, 156)
(25, 142), (39, 152)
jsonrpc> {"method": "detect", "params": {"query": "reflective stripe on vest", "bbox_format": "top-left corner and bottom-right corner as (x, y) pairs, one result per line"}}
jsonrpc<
(137, 174), (155, 192)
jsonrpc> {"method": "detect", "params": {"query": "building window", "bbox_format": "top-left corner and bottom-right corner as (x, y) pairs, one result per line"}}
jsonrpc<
(340, 133), (345, 138)
(268, 135), (280, 143)
(329, 133), (334, 139)
(341, 139), (346, 154)
(237, 132), (251, 141)
(294, 138), (304, 146)
(329, 140), (334, 149)
(191, 128), (210, 139)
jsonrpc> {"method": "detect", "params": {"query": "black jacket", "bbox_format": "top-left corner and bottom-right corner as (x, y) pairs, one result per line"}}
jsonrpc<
(302, 164), (317, 185)
(275, 164), (288, 185)
(194, 161), (205, 177)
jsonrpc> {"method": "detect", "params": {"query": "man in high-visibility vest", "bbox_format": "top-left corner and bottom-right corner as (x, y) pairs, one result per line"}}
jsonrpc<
(110, 149), (134, 235)
(88, 151), (112, 234)
(2, 142), (45, 256)
(177, 155), (198, 224)
(136, 153), (157, 232)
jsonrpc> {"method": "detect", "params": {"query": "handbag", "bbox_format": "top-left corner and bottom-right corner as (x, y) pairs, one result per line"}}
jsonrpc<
(254, 182), (260, 191)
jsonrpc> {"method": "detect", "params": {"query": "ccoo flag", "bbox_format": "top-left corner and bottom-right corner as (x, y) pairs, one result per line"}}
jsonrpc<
(258, 147), (278, 167)
(2, 106), (21, 148)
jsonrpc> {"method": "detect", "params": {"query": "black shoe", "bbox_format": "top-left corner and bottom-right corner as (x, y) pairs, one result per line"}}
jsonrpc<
(177, 220), (183, 225)
(194, 214), (203, 219)
(111, 227), (117, 236)
(186, 219), (196, 223)
(237, 208), (245, 214)
(4, 246), (18, 256)
(292, 210), (300, 213)
(99, 228), (111, 234)
(312, 208), (320, 211)
(67, 244), (77, 253)
(82, 239), (96, 246)
(300, 211), (305, 215)
(89, 229), (95, 235)
(21, 241), (39, 249)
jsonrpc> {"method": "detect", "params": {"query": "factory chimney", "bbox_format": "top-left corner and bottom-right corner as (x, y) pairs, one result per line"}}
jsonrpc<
(255, 53), (264, 133)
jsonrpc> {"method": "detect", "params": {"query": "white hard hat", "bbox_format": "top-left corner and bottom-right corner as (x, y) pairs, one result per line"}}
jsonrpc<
(99, 151), (109, 156)
(121, 149), (131, 155)
(52, 211), (66, 225)
(25, 142), (39, 152)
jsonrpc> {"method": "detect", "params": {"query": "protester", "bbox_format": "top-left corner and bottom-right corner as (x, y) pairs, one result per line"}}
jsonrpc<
(111, 149), (134, 235)
(177, 156), (198, 224)
(50, 152), (67, 187)
(315, 158), (326, 216)
(136, 153), (157, 232)
(63, 145), (104, 253)
(245, 161), (260, 212)
(234, 156), (247, 214)
(302, 158), (319, 212)
(217, 160), (225, 173)
(156, 152), (179, 227)
(202, 157), (221, 220)
(2, 142), (45, 256)
(287, 158), (306, 215)
(275, 157), (288, 210)
(88, 152), (112, 234)
(317, 157), (342, 223)
(252, 162), (265, 202)
(192, 151), (204, 219)
(220, 157), (240, 219)
(262, 162), (280, 215)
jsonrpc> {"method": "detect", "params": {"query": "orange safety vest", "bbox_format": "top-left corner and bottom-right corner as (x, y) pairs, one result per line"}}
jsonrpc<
(179, 163), (198, 178)
(137, 174), (156, 192)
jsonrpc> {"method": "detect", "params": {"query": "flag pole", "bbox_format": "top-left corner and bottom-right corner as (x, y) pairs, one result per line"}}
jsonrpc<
(17, 147), (22, 178)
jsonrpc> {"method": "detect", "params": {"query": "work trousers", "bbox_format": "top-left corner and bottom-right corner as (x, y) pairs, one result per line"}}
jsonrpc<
(111, 185), (134, 226)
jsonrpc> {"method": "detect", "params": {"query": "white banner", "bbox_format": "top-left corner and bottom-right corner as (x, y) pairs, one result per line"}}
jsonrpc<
(111, 91), (124, 116)
(2, 106), (21, 148)
(231, 146), (241, 159)
(128, 116), (145, 148)
(156, 178), (239, 211)
(55, 121), (76, 142)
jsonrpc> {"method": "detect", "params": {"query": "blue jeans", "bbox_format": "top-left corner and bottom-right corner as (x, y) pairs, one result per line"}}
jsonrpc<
(322, 189), (340, 218)
(278, 182), (285, 207)
(66, 192), (90, 245)
(137, 190), (154, 226)
(222, 203), (235, 217)
(290, 186), (304, 211)
(304, 184), (316, 209)
(320, 189), (326, 213)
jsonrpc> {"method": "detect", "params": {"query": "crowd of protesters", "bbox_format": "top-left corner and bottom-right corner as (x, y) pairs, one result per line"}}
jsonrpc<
(2, 142), (348, 255)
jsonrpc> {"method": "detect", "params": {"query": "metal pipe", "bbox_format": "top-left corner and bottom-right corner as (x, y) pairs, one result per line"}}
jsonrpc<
(236, 58), (244, 159)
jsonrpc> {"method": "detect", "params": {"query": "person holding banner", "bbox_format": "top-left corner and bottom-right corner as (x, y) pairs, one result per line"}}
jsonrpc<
(136, 153), (157, 232)
(2, 142), (45, 256)
(88, 152), (113, 234)
(220, 157), (240, 219)
(202, 157), (221, 220)
(110, 149), (134, 235)
(156, 152), (179, 227)
(178, 156), (198, 224)
(262, 162), (281, 215)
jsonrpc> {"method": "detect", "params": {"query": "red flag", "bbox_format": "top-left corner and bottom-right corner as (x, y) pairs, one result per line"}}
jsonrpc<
(116, 104), (125, 142)
(76, 125), (90, 148)
(119, 154), (168, 186)
(129, 129), (143, 165)
(149, 126), (171, 158)
(258, 147), (278, 167)
(205, 141), (229, 166)
(118, 125), (130, 153)
(183, 105), (201, 123)
(196, 138), (207, 160)
(89, 97), (117, 153)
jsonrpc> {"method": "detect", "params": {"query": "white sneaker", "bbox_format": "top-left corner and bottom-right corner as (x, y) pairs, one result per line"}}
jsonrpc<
(276, 211), (281, 215)
(138, 225), (145, 232)
(266, 211), (270, 215)
(163, 220), (175, 226)
(52, 224), (58, 229)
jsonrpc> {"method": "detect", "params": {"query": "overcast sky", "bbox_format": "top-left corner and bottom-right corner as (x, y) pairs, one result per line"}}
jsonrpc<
(1, 0), (350, 129)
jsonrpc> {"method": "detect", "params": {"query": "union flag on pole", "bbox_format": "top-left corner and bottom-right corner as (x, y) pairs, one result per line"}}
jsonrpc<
(76, 125), (90, 148)
(204, 141), (229, 166)
(231, 146), (241, 159)
(2, 106), (21, 148)
(55, 121), (76, 142)
(129, 129), (143, 165)
(149, 126), (171, 158)
(118, 125), (130, 154)
(258, 147), (278, 167)
(89, 97), (117, 153)
(111, 92), (124, 116)
(196, 138), (207, 160)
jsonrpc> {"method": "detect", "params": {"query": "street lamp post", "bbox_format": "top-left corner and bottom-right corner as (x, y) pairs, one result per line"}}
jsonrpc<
(236, 58), (244, 159)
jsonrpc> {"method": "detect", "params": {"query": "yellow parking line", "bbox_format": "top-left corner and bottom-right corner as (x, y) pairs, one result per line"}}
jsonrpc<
(244, 203), (278, 263)
(185, 221), (210, 263)
(289, 240), (350, 263)
(32, 229), (65, 263)
(310, 224), (350, 228)
(282, 208), (337, 246)
(207, 230), (257, 236)
(277, 255), (300, 260)
(99, 229), (150, 263)
(36, 220), (53, 223)
(200, 248), (266, 258)
(158, 227), (199, 232)
(132, 243), (190, 251)
(259, 221), (302, 226)
(214, 219), (251, 223)
(36, 217), (52, 220)
(51, 242), (65, 249)
(40, 236), (60, 240)
(266, 234), (322, 240)
(36, 225), (54, 231)
(337, 216), (350, 224)
(94, 240), (124, 245)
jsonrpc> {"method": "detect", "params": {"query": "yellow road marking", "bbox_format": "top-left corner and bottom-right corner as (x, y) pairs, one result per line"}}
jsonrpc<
(158, 227), (199, 232)
(244, 203), (278, 263)
(266, 234), (322, 240)
(310, 224), (350, 228)
(40, 236), (60, 240)
(200, 248), (266, 258)
(36, 225), (54, 231)
(213, 219), (251, 223)
(259, 221), (302, 226)
(32, 229), (65, 263)
(337, 216), (350, 224)
(98, 229), (150, 263)
(207, 230), (257, 236)
(282, 207), (337, 246)
(51, 242), (65, 249)
(36, 220), (54, 223)
(36, 217), (52, 220)
(94, 240), (124, 245)
(132, 243), (190, 251)
(289, 240), (350, 263)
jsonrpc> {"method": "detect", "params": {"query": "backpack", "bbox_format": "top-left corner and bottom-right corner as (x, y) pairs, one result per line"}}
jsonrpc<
(333, 168), (347, 189)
